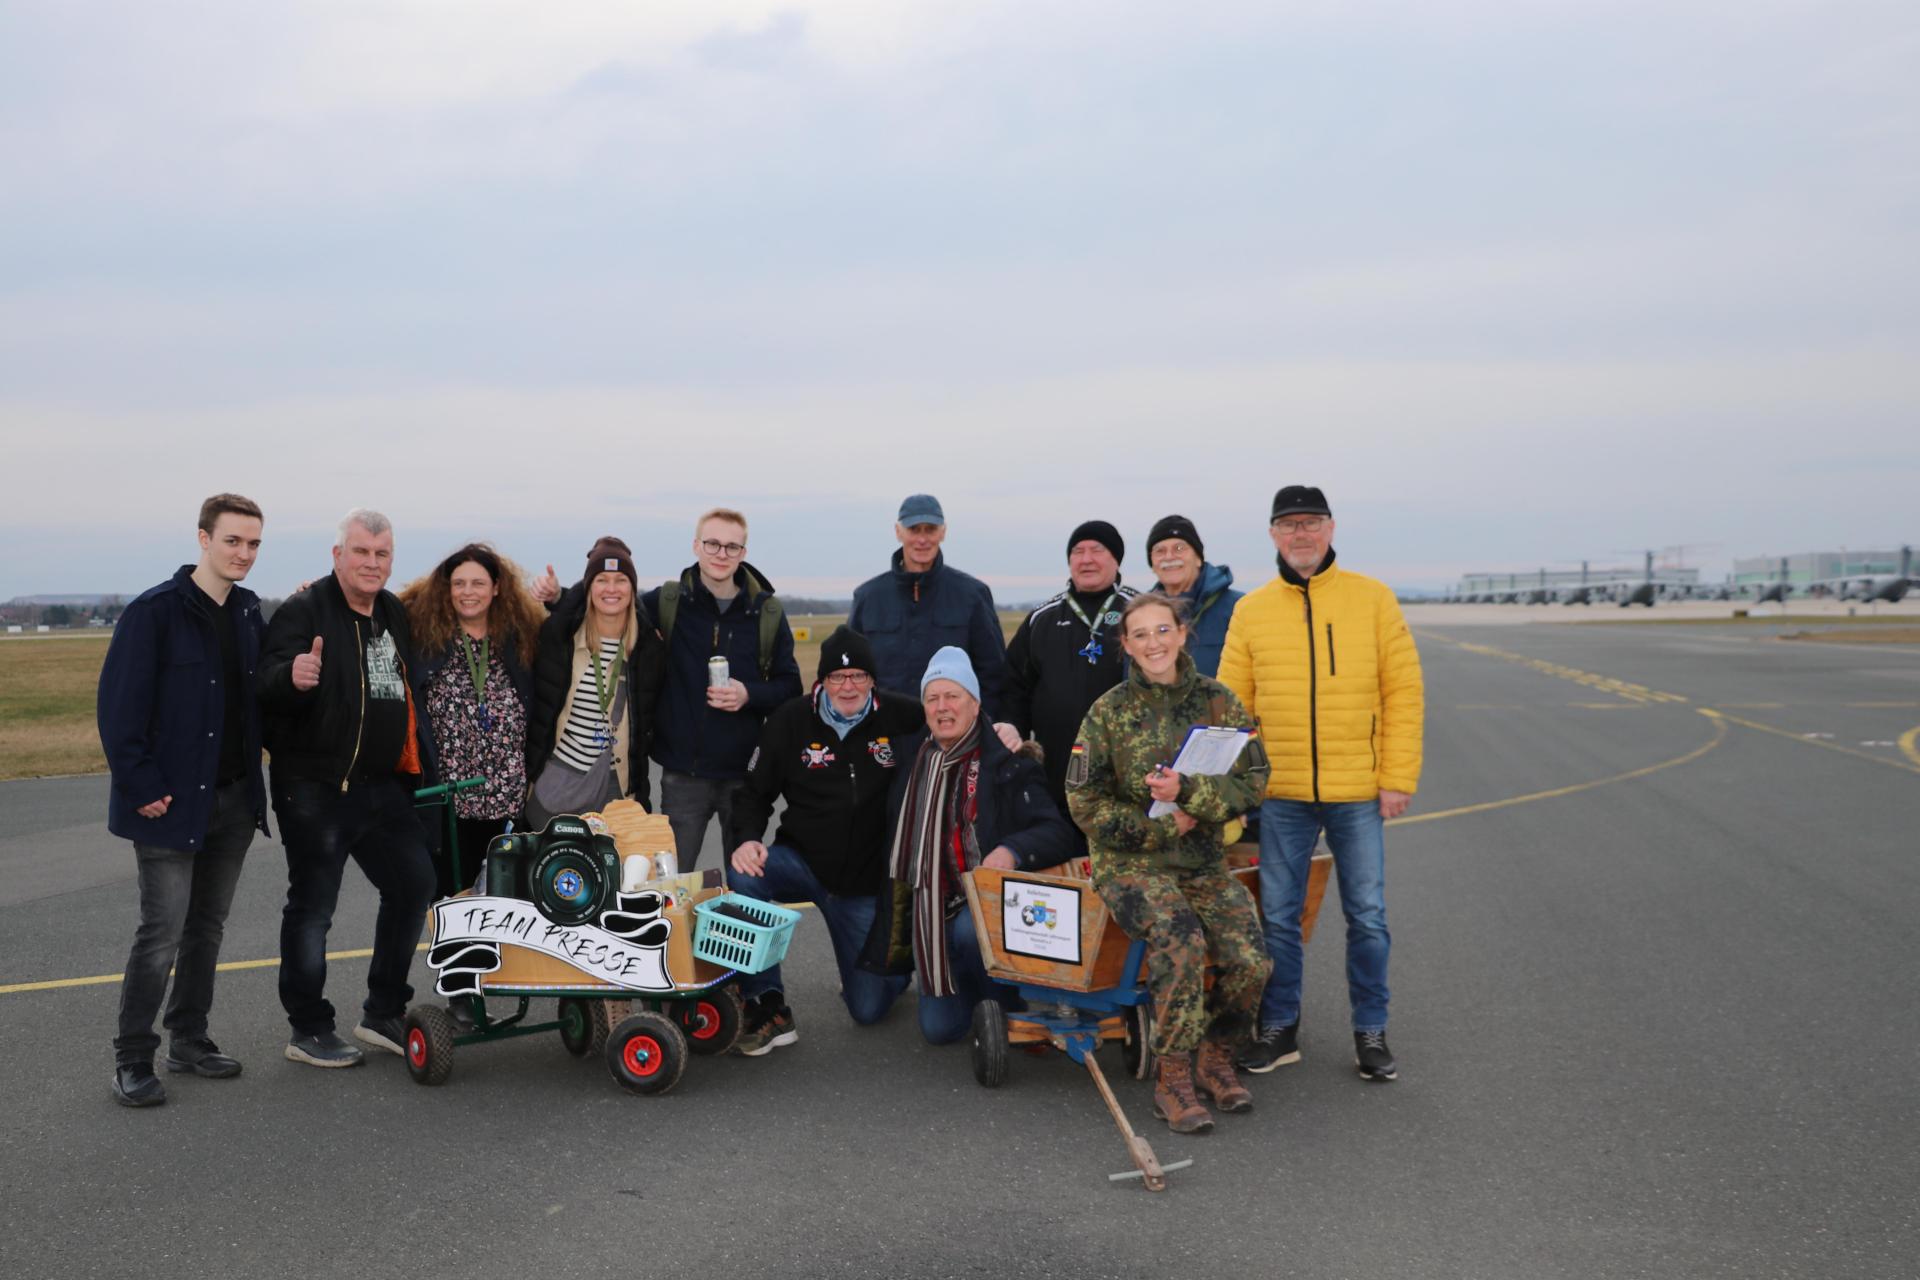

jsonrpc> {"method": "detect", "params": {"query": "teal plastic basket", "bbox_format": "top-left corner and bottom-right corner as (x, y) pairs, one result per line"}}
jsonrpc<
(692, 894), (802, 974)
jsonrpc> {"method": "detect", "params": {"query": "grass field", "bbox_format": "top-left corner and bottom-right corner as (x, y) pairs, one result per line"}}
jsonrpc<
(0, 612), (1031, 781)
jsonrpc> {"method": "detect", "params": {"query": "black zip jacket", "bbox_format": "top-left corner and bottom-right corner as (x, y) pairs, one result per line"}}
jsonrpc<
(1005, 579), (1139, 818)
(736, 689), (925, 895)
(258, 574), (433, 789)
(525, 581), (666, 809)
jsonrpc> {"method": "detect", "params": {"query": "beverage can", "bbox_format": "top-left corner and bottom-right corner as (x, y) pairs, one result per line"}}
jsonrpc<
(653, 849), (679, 880)
(708, 656), (730, 687)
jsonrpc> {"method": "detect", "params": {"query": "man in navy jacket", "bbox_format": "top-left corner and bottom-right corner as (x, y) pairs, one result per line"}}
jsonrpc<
(642, 508), (802, 869)
(97, 493), (269, 1106)
(847, 494), (1009, 714)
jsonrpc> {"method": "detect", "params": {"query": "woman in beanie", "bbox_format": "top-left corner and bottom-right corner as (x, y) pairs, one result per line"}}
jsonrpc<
(397, 543), (543, 895)
(524, 537), (666, 824)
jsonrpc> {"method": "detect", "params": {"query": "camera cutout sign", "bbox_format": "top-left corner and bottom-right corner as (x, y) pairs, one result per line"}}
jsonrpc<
(1001, 879), (1082, 966)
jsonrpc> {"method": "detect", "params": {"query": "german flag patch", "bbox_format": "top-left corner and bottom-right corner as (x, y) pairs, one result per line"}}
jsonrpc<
(1065, 741), (1090, 788)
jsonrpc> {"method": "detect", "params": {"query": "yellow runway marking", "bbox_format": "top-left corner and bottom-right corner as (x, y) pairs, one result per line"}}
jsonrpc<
(1711, 712), (1920, 777)
(1389, 709), (1728, 828)
(1900, 725), (1920, 770)
(1721, 702), (1785, 709)
(1570, 702), (1644, 710)
(1415, 631), (1688, 704)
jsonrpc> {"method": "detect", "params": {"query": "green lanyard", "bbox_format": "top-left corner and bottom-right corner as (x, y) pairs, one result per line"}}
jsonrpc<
(589, 639), (624, 726)
(1064, 590), (1118, 665)
(460, 634), (490, 707)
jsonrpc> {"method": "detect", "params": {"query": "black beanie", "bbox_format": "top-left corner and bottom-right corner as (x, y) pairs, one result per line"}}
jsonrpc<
(1146, 514), (1204, 562)
(816, 625), (878, 686)
(1067, 519), (1125, 565)
(584, 535), (639, 593)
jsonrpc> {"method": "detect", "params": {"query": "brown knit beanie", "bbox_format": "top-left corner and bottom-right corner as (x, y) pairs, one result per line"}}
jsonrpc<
(584, 535), (638, 593)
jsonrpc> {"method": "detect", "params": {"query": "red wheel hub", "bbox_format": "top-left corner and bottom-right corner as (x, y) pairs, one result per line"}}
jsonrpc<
(407, 1027), (427, 1068)
(687, 1001), (718, 1039)
(622, 1035), (662, 1076)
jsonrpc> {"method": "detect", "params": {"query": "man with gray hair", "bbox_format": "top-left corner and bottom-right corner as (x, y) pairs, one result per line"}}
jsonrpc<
(258, 508), (437, 1068)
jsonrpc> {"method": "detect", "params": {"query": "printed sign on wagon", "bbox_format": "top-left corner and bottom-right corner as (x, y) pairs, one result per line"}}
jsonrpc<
(1001, 880), (1082, 965)
(429, 896), (675, 993)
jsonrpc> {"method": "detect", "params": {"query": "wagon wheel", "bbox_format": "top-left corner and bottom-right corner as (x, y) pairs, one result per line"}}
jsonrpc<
(676, 986), (745, 1057)
(606, 1011), (689, 1096)
(557, 998), (595, 1056)
(970, 1000), (1009, 1088)
(404, 1006), (457, 1086)
(1121, 1002), (1154, 1080)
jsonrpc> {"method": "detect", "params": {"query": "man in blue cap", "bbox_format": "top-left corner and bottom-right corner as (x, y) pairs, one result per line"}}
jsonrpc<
(848, 494), (1010, 714)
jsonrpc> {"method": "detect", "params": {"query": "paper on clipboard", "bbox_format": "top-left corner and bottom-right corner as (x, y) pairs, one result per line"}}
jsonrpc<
(1147, 725), (1253, 818)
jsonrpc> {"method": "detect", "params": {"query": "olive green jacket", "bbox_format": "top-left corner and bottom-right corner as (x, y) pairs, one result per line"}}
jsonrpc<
(1065, 653), (1268, 881)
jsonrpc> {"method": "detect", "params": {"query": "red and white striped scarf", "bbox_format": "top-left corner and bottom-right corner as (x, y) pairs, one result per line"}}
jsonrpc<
(885, 722), (983, 997)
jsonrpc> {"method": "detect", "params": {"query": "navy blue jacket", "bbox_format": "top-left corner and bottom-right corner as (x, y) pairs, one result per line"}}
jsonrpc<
(1158, 561), (1243, 678)
(642, 563), (802, 780)
(847, 550), (1008, 713)
(97, 566), (268, 851)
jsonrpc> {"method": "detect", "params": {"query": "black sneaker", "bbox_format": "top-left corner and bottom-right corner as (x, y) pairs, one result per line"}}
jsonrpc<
(111, 1062), (167, 1107)
(163, 1036), (243, 1078)
(1237, 1023), (1300, 1074)
(732, 994), (798, 1057)
(1354, 1030), (1398, 1082)
(284, 1031), (365, 1068)
(353, 1015), (408, 1056)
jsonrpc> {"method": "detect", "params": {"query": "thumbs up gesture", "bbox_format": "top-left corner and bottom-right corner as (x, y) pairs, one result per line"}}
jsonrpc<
(530, 563), (560, 605)
(292, 636), (324, 690)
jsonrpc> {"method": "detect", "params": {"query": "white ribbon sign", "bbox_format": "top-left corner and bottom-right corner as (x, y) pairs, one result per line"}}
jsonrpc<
(429, 894), (674, 994)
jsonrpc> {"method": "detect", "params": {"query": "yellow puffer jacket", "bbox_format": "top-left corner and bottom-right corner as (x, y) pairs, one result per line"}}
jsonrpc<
(1217, 558), (1424, 802)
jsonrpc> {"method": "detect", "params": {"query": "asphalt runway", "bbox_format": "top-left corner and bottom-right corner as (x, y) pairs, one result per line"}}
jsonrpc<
(3, 620), (1917, 1279)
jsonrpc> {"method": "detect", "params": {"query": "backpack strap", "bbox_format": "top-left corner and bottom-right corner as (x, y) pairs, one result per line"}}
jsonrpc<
(756, 595), (785, 680)
(656, 581), (681, 642)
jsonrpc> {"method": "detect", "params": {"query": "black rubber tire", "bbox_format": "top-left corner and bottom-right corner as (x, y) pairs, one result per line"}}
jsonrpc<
(970, 1000), (1009, 1088)
(404, 1005), (456, 1086)
(677, 986), (745, 1057)
(606, 1011), (689, 1096)
(1121, 1002), (1154, 1080)
(557, 997), (594, 1057)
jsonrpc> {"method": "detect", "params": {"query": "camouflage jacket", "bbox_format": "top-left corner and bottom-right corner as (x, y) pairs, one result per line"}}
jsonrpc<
(1065, 652), (1269, 881)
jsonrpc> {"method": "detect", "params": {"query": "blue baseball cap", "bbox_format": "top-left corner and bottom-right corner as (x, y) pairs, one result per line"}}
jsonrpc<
(897, 494), (946, 527)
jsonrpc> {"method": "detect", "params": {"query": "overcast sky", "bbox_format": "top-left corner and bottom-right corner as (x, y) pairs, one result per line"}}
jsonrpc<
(3, 1), (1915, 602)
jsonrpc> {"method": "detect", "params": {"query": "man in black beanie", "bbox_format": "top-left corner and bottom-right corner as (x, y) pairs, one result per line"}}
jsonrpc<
(1147, 514), (1244, 678)
(1005, 520), (1139, 836)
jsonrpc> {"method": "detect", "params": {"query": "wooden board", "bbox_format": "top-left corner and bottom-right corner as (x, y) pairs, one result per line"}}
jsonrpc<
(965, 867), (1137, 994)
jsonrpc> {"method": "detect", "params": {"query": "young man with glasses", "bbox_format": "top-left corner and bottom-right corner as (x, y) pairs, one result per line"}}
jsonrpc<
(1217, 486), (1425, 1083)
(641, 508), (802, 869)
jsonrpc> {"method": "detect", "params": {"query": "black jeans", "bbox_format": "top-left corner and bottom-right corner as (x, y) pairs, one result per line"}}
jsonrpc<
(659, 771), (752, 871)
(113, 780), (255, 1067)
(273, 774), (435, 1037)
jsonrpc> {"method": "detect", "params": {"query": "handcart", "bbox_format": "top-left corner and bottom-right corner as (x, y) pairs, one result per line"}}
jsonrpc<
(960, 846), (1331, 1192)
(402, 786), (800, 1096)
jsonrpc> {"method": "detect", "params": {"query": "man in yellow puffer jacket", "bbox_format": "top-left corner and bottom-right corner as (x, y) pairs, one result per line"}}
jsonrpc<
(1217, 485), (1424, 1082)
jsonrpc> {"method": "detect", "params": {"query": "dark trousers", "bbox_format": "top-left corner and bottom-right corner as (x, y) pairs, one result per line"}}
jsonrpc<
(113, 780), (255, 1066)
(660, 771), (752, 871)
(273, 774), (435, 1037)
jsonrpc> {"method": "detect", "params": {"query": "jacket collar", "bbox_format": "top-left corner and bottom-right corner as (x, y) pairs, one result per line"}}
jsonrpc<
(678, 561), (775, 607)
(1277, 547), (1338, 590)
(891, 548), (946, 585)
(169, 563), (259, 616)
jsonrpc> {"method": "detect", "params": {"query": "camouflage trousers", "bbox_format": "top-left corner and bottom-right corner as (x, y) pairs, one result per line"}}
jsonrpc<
(1097, 870), (1271, 1057)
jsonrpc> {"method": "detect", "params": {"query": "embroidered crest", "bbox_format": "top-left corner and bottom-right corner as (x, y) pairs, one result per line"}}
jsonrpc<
(801, 742), (836, 769)
(1103, 610), (1121, 625)
(1065, 741), (1090, 787)
(868, 737), (896, 767)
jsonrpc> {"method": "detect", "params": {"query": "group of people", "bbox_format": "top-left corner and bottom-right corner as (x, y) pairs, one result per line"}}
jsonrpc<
(97, 487), (1424, 1137)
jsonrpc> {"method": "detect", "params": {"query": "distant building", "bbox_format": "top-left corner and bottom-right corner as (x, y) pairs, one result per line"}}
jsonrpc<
(1731, 549), (1912, 590)
(1456, 565), (1699, 596)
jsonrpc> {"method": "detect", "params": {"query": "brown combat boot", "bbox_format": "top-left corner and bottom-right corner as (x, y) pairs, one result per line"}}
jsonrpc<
(1152, 1052), (1215, 1135)
(1194, 1039), (1253, 1113)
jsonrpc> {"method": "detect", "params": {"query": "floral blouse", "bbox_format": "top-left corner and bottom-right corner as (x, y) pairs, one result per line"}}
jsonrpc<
(425, 645), (529, 821)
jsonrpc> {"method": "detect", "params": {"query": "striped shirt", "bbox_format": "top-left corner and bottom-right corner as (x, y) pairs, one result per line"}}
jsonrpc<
(552, 637), (624, 771)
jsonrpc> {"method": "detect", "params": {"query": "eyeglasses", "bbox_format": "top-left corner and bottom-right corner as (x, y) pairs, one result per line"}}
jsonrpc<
(1127, 624), (1180, 642)
(1271, 517), (1327, 535)
(824, 672), (873, 689)
(699, 539), (747, 557)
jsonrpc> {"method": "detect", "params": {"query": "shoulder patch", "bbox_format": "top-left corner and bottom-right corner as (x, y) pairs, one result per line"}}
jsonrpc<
(1065, 741), (1091, 788)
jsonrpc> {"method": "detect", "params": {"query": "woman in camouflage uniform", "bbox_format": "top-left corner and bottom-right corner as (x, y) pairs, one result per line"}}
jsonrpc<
(1065, 594), (1272, 1135)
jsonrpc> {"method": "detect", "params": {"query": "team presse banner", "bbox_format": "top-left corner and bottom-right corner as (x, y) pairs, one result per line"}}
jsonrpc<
(426, 891), (675, 995)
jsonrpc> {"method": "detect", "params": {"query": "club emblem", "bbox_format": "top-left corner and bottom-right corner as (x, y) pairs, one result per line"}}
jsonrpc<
(868, 737), (895, 767)
(801, 743), (836, 769)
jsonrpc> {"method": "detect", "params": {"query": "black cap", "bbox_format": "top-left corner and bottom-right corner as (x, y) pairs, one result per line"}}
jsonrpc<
(1067, 519), (1125, 565)
(1270, 486), (1332, 522)
(1146, 514), (1204, 562)
(816, 625), (877, 686)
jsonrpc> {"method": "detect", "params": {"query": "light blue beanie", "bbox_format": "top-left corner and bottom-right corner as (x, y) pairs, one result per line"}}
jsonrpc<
(920, 645), (981, 702)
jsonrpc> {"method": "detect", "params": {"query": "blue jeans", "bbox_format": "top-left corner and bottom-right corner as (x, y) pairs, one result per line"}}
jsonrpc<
(1256, 798), (1390, 1033)
(725, 843), (908, 1024)
(916, 909), (1016, 1046)
(273, 775), (436, 1037)
(113, 780), (256, 1066)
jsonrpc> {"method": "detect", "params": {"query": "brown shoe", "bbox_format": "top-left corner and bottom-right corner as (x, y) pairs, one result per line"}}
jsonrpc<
(1152, 1052), (1215, 1135)
(1194, 1040), (1254, 1113)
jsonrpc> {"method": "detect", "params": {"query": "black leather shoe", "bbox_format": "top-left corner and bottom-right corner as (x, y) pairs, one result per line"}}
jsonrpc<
(112, 1063), (167, 1107)
(163, 1037), (244, 1079)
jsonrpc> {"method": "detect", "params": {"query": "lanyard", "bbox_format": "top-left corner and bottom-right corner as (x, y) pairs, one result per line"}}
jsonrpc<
(460, 634), (490, 707)
(589, 638), (624, 727)
(1064, 590), (1117, 665)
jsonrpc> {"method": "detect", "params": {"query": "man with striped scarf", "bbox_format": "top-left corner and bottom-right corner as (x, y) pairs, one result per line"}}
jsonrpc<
(861, 647), (1078, 1044)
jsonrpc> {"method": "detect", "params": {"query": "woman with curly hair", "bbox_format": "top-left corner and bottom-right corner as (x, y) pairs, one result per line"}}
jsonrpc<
(399, 543), (543, 897)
